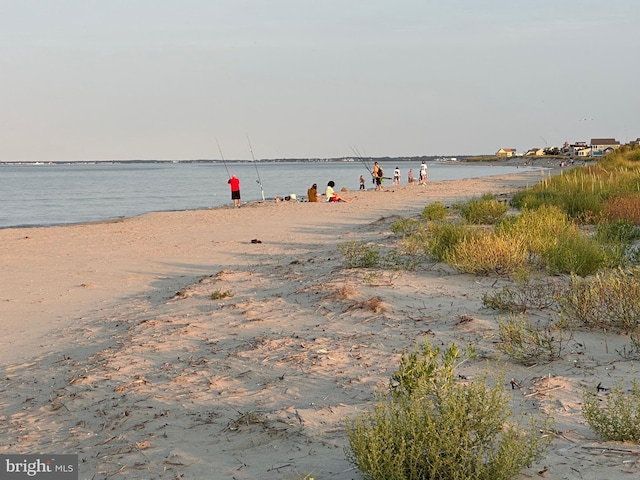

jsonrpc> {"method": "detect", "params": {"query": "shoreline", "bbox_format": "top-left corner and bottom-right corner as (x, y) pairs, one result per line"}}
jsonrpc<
(5, 167), (630, 479)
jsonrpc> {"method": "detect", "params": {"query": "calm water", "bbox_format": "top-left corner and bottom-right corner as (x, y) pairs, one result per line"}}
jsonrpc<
(0, 161), (540, 229)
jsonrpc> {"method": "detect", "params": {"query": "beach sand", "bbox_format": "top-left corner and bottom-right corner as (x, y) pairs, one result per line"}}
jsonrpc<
(2, 168), (639, 479)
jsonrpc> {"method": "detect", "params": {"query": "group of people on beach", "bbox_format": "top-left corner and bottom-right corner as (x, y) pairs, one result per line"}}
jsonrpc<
(370, 160), (429, 190)
(226, 160), (429, 206)
(307, 181), (354, 203)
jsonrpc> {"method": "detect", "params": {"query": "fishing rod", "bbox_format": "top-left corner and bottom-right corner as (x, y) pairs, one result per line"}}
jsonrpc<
(350, 145), (392, 181)
(350, 145), (373, 176)
(215, 137), (231, 179)
(246, 134), (265, 201)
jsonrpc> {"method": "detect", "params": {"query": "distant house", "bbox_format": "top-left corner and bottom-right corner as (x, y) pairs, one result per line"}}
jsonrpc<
(524, 148), (544, 157)
(576, 147), (591, 157)
(496, 148), (517, 158)
(590, 138), (621, 156)
(567, 141), (589, 156)
(630, 138), (640, 147)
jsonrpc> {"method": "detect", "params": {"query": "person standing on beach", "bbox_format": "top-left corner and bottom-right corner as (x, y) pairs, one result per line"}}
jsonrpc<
(228, 174), (241, 207)
(393, 167), (400, 185)
(419, 161), (428, 185)
(372, 162), (383, 191)
(359, 175), (365, 190)
(408, 169), (416, 184)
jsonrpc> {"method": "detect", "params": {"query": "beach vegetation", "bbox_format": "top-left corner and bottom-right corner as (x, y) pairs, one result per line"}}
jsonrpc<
(390, 217), (424, 236)
(495, 205), (614, 276)
(453, 194), (509, 224)
(482, 275), (562, 313)
(211, 289), (233, 300)
(604, 194), (640, 224)
(421, 221), (481, 261)
(444, 233), (529, 276)
(497, 315), (569, 365)
(512, 146), (640, 223)
(226, 410), (265, 431)
(583, 377), (640, 443)
(380, 249), (420, 271)
(557, 267), (640, 334)
(421, 201), (448, 221)
(338, 241), (380, 268)
(345, 342), (551, 480)
(617, 334), (640, 360)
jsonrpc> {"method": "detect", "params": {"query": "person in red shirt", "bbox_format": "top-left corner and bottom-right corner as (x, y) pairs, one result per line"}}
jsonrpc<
(228, 175), (241, 207)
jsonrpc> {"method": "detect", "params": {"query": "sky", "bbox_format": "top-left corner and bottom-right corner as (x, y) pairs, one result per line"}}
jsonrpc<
(1, 0), (639, 161)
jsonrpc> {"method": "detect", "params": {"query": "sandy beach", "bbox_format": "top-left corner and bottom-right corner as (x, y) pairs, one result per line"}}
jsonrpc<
(2, 168), (639, 479)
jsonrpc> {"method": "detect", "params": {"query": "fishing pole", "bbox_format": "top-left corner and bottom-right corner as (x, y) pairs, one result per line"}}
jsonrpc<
(215, 137), (231, 179)
(351, 145), (391, 181)
(350, 145), (373, 176)
(246, 134), (265, 201)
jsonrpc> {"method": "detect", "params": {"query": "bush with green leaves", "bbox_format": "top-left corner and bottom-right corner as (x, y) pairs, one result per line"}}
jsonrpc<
(345, 342), (551, 480)
(421, 201), (448, 221)
(497, 315), (568, 365)
(338, 241), (380, 268)
(542, 229), (612, 276)
(557, 267), (640, 333)
(496, 205), (614, 276)
(454, 194), (509, 224)
(595, 219), (640, 245)
(422, 221), (480, 261)
(583, 377), (640, 442)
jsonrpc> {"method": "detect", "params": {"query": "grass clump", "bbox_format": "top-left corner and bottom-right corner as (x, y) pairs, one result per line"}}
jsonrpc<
(421, 221), (480, 261)
(211, 289), (233, 300)
(583, 377), (640, 442)
(557, 267), (640, 333)
(338, 241), (380, 268)
(604, 194), (640, 224)
(496, 205), (613, 276)
(421, 201), (448, 221)
(345, 342), (550, 480)
(497, 315), (568, 365)
(444, 233), (528, 276)
(391, 217), (424, 236)
(482, 275), (562, 313)
(454, 194), (509, 224)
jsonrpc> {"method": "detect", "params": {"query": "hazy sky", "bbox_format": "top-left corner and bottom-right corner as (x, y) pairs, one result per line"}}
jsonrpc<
(1, 1), (638, 161)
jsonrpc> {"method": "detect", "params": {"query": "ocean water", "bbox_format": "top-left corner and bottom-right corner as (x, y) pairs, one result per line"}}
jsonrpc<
(0, 161), (540, 229)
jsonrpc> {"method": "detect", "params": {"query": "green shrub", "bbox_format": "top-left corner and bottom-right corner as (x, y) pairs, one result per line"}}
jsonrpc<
(345, 342), (551, 480)
(421, 201), (448, 221)
(444, 233), (529, 276)
(454, 194), (509, 224)
(557, 267), (640, 333)
(583, 377), (640, 442)
(425, 221), (481, 262)
(338, 241), (380, 268)
(497, 315), (568, 365)
(495, 205), (573, 258)
(542, 230), (611, 276)
(595, 218), (640, 244)
(496, 205), (613, 275)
